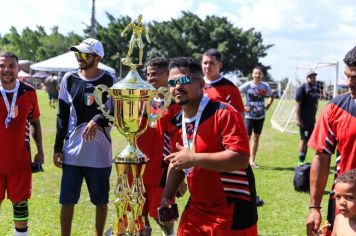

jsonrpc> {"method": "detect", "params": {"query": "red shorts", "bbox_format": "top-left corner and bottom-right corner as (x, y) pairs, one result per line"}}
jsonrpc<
(178, 206), (258, 236)
(0, 168), (32, 203)
(142, 185), (164, 219)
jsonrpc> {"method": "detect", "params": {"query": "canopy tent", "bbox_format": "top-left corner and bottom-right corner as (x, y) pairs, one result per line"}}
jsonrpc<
(19, 60), (33, 72)
(32, 71), (49, 78)
(30, 52), (116, 74)
(18, 70), (30, 78)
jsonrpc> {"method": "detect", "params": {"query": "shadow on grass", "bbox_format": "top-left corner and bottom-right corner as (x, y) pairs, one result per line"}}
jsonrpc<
(254, 165), (295, 172)
(255, 165), (336, 173)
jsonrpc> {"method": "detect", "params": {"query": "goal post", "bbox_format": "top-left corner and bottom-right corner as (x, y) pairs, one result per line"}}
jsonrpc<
(271, 61), (339, 134)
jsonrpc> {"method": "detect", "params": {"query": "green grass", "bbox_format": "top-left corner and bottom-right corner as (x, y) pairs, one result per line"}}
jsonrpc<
(0, 90), (335, 235)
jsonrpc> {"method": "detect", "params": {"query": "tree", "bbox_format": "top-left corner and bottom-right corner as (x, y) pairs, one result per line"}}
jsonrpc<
(147, 12), (273, 76)
(0, 26), (82, 62)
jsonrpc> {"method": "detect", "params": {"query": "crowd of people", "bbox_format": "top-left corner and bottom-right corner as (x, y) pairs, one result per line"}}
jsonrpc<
(0, 38), (355, 236)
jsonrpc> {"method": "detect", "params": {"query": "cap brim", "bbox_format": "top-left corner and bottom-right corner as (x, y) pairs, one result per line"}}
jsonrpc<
(69, 45), (93, 54)
(307, 73), (317, 77)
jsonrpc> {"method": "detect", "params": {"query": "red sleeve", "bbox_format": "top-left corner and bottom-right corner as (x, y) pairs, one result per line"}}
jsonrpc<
(31, 90), (40, 120)
(228, 87), (245, 113)
(308, 104), (336, 155)
(219, 104), (250, 155)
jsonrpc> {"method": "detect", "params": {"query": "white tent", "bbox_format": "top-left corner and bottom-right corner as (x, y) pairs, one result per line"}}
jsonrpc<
(18, 70), (30, 77)
(30, 52), (116, 74)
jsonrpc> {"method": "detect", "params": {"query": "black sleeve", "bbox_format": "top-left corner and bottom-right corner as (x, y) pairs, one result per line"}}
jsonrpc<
(295, 85), (304, 102)
(92, 96), (114, 128)
(54, 99), (70, 153)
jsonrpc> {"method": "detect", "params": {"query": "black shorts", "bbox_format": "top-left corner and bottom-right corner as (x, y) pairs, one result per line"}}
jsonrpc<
(245, 118), (265, 136)
(48, 93), (58, 100)
(299, 125), (314, 141)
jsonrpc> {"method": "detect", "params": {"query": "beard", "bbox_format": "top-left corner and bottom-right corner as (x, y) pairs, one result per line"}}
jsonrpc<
(78, 60), (95, 70)
(172, 88), (189, 105)
(175, 98), (189, 106)
(1, 72), (17, 85)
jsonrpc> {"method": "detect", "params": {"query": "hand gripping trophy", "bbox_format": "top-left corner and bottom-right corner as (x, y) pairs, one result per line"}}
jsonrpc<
(94, 15), (169, 236)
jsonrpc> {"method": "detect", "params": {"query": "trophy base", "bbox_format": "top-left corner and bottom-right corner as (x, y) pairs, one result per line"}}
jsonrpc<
(113, 143), (146, 164)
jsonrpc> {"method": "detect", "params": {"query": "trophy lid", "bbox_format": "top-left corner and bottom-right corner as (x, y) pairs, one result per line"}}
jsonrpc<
(112, 69), (155, 90)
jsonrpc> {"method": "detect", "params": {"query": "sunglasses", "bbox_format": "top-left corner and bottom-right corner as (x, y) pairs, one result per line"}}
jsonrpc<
(74, 51), (95, 60)
(168, 76), (193, 87)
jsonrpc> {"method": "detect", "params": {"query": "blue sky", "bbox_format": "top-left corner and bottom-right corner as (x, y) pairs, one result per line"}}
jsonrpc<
(1, 0), (355, 81)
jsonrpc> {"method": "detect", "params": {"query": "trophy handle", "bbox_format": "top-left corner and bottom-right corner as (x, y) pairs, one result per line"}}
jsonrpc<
(148, 86), (171, 128)
(94, 84), (116, 125)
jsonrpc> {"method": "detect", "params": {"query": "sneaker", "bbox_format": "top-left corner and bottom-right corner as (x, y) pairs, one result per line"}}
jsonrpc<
(104, 228), (112, 236)
(141, 227), (152, 236)
(298, 161), (304, 166)
(256, 195), (265, 207)
(250, 162), (260, 168)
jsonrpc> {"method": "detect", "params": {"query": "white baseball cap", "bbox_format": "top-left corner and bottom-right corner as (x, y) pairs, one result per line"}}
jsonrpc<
(306, 69), (317, 78)
(70, 38), (104, 58)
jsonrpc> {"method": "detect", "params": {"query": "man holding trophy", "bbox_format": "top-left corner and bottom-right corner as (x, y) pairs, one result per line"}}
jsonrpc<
(53, 38), (117, 236)
(136, 57), (186, 236)
(161, 57), (258, 235)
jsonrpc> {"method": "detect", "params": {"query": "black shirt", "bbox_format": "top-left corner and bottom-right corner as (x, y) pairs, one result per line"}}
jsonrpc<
(295, 83), (319, 127)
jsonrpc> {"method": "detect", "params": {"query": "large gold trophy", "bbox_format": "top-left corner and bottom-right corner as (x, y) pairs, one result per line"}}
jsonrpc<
(94, 15), (169, 236)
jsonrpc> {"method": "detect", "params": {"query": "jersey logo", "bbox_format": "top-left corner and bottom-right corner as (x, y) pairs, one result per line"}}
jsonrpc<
(258, 89), (266, 96)
(84, 93), (95, 106)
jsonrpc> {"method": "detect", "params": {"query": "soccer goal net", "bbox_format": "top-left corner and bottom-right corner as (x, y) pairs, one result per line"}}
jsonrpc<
(271, 62), (339, 134)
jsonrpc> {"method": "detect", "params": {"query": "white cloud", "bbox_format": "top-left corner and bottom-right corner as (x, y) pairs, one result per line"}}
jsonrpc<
(234, 0), (298, 32)
(292, 16), (318, 30)
(196, 2), (221, 17)
(339, 7), (356, 23)
(96, 0), (194, 22)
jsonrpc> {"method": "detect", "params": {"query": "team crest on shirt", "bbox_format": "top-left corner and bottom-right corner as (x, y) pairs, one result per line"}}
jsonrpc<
(12, 105), (18, 118)
(84, 93), (95, 106)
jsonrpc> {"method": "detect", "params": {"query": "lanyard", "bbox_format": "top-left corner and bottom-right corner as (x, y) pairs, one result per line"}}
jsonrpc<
(0, 80), (20, 128)
(182, 96), (209, 151)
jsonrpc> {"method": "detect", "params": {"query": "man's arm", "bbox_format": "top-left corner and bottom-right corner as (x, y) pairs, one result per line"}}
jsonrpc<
(161, 164), (185, 206)
(121, 23), (132, 37)
(165, 143), (249, 172)
(30, 118), (44, 164)
(295, 101), (302, 126)
(53, 99), (70, 167)
(265, 94), (274, 111)
(306, 151), (331, 236)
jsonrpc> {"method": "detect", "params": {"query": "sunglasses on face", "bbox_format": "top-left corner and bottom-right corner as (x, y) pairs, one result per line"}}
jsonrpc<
(74, 51), (95, 60)
(168, 76), (193, 87)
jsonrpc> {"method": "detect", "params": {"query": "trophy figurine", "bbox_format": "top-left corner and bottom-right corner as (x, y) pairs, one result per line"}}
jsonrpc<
(94, 14), (169, 236)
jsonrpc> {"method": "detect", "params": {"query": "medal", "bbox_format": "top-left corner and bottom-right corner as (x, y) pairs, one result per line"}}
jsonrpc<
(0, 80), (20, 129)
(5, 116), (11, 128)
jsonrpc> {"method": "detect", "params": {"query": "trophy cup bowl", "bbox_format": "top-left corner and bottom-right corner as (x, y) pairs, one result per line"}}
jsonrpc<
(94, 69), (169, 164)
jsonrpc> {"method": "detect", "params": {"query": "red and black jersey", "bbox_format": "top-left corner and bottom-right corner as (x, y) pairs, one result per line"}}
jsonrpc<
(168, 100), (257, 230)
(137, 102), (180, 186)
(0, 81), (40, 173)
(308, 93), (356, 195)
(204, 75), (244, 112)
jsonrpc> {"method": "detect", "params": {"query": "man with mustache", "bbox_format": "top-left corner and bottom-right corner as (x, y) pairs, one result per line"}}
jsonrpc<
(53, 38), (116, 236)
(136, 57), (184, 236)
(306, 45), (356, 236)
(0, 51), (44, 236)
(161, 57), (258, 235)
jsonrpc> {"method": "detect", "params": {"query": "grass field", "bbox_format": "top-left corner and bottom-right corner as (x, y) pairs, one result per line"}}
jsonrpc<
(0, 90), (335, 235)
